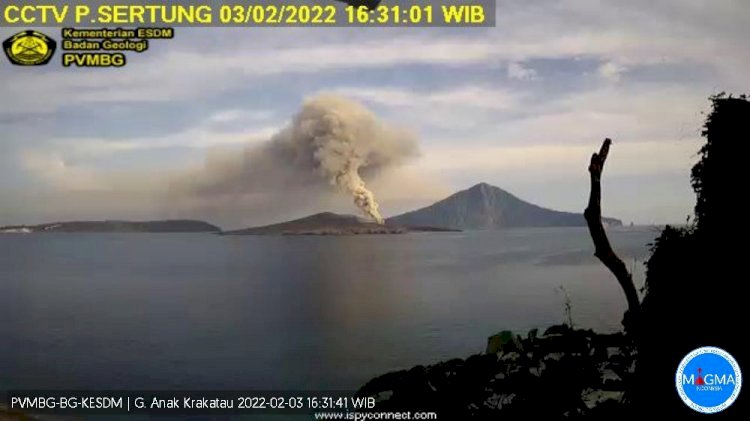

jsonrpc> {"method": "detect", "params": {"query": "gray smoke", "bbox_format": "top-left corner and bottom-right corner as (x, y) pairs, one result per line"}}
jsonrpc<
(272, 95), (418, 223)
(172, 95), (419, 224)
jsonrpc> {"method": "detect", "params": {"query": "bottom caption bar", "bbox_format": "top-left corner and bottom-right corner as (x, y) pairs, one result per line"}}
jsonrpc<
(5, 391), (379, 415)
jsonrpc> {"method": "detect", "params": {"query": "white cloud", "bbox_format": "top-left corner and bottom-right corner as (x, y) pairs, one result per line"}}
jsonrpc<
(507, 62), (538, 80)
(330, 85), (520, 110)
(21, 151), (106, 192)
(323, 85), (524, 133)
(490, 84), (708, 146)
(598, 61), (627, 82)
(208, 109), (275, 124)
(417, 140), (700, 177)
(0, 38), (501, 113)
(3, 0), (749, 113)
(44, 125), (281, 161)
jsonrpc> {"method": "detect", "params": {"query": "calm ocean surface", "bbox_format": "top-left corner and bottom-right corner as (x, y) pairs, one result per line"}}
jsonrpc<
(0, 227), (657, 391)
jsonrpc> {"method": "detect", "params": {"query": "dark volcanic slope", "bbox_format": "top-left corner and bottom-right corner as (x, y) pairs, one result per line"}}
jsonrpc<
(0, 220), (221, 233)
(388, 183), (622, 230)
(222, 212), (457, 235)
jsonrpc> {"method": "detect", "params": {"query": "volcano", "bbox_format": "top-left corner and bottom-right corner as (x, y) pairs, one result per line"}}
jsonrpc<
(221, 212), (458, 236)
(387, 183), (622, 230)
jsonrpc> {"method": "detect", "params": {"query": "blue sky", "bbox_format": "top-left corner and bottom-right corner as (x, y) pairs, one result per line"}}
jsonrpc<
(1, 0), (748, 228)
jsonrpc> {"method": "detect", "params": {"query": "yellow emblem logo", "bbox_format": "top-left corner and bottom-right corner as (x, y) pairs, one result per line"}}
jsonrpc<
(3, 30), (57, 66)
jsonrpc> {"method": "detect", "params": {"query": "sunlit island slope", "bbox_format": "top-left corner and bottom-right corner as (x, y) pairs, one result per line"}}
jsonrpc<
(388, 183), (622, 229)
(221, 212), (459, 236)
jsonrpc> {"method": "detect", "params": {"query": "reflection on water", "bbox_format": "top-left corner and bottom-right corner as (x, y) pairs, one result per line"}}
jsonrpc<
(0, 227), (657, 391)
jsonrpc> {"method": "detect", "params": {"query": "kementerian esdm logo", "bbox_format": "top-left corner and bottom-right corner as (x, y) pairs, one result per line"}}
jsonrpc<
(3, 30), (56, 66)
(676, 346), (742, 413)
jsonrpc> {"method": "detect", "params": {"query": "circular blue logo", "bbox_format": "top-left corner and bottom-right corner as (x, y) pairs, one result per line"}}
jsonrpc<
(676, 347), (742, 413)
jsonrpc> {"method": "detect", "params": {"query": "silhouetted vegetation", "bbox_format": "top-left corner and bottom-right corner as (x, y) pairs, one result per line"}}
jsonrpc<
(632, 94), (749, 417)
(357, 94), (748, 418)
(584, 138), (641, 330)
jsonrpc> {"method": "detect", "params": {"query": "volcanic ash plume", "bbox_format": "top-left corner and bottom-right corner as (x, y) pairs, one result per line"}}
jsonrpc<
(272, 95), (418, 224)
(339, 164), (384, 224)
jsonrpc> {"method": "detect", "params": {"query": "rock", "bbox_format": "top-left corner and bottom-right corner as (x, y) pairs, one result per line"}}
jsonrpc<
(358, 326), (634, 418)
(486, 330), (523, 354)
(484, 393), (516, 410)
(543, 324), (573, 336)
(581, 389), (625, 410)
(600, 369), (623, 390)
(527, 328), (539, 341)
(539, 329), (591, 356)
(374, 391), (393, 402)
(606, 347), (622, 358)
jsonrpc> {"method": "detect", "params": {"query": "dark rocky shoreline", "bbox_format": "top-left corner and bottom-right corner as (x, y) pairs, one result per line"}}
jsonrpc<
(356, 324), (634, 418)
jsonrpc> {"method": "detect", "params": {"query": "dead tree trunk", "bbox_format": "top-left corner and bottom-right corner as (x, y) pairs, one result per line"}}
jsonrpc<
(584, 139), (641, 325)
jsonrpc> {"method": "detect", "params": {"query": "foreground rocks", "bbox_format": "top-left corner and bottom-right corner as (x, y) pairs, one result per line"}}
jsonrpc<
(356, 325), (634, 418)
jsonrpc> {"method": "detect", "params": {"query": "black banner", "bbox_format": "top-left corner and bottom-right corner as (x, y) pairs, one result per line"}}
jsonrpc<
(5, 390), (370, 415)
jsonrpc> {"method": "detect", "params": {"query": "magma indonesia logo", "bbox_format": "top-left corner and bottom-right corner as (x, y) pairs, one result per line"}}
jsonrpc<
(676, 346), (742, 413)
(3, 30), (56, 66)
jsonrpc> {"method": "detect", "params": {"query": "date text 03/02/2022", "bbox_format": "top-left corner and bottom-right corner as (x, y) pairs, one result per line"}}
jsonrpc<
(0, 2), (493, 27)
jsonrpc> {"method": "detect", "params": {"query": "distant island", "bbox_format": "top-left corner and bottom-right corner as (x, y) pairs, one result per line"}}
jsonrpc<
(0, 220), (221, 234)
(222, 212), (458, 236)
(388, 183), (622, 229)
(0, 183), (623, 235)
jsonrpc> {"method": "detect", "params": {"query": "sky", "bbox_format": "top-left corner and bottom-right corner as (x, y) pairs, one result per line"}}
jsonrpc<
(1, 0), (748, 229)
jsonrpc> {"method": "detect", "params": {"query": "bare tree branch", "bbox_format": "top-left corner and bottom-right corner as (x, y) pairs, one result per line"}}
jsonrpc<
(584, 139), (641, 320)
